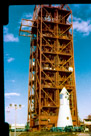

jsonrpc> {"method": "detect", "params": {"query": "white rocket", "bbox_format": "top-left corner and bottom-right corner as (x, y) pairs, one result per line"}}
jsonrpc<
(57, 87), (73, 127)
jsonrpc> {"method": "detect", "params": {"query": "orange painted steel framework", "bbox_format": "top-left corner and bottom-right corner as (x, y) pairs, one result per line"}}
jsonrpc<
(19, 4), (78, 131)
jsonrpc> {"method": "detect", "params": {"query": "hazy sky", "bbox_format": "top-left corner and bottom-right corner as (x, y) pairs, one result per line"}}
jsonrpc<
(4, 4), (91, 125)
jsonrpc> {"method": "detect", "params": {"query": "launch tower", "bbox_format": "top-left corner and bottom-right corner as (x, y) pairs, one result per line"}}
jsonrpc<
(19, 4), (78, 131)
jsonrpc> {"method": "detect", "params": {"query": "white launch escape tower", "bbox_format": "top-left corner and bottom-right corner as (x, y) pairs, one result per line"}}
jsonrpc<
(57, 87), (73, 127)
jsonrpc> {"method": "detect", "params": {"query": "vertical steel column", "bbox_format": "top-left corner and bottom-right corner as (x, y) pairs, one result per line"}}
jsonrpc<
(71, 10), (78, 125)
(29, 46), (32, 126)
(35, 18), (38, 115)
(29, 44), (33, 125)
(56, 8), (59, 125)
(39, 5), (42, 130)
(27, 42), (31, 123)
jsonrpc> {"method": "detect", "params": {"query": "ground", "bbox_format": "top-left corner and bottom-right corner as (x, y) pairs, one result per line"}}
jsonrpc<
(10, 131), (91, 136)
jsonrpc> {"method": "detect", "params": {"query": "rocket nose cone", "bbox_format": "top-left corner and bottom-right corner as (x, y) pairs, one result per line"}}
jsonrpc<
(60, 87), (69, 95)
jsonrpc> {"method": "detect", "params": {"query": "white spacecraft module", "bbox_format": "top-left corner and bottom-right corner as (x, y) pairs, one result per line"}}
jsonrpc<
(57, 87), (73, 127)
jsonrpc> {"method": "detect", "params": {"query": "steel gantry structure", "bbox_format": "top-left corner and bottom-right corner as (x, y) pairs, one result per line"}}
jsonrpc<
(19, 4), (78, 131)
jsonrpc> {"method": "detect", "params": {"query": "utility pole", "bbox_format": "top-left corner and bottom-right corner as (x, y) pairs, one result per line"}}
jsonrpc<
(9, 104), (22, 136)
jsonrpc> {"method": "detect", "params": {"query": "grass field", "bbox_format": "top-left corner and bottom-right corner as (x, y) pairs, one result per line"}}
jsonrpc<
(18, 131), (91, 136)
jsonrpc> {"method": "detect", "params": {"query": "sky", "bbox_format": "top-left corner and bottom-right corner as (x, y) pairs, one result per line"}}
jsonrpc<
(3, 4), (91, 125)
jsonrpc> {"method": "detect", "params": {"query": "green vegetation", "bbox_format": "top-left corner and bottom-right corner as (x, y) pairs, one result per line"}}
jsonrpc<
(25, 123), (30, 131)
(19, 131), (84, 136)
(50, 126), (84, 132)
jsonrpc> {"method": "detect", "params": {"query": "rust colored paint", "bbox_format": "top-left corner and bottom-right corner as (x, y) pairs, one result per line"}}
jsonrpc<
(19, 4), (78, 131)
